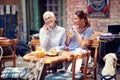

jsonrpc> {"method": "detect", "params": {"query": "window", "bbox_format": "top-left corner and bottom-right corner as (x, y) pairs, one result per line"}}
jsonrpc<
(45, 0), (63, 26)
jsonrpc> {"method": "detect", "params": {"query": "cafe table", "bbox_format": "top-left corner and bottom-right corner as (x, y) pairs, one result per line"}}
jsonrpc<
(23, 51), (74, 80)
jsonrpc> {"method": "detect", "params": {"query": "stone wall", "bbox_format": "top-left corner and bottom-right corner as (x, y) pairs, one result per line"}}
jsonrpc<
(66, 0), (120, 32)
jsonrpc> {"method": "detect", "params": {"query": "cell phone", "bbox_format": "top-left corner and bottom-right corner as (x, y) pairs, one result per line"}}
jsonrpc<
(45, 24), (51, 31)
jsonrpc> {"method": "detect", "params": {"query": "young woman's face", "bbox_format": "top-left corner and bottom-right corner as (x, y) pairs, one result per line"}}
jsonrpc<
(44, 14), (56, 28)
(73, 15), (84, 27)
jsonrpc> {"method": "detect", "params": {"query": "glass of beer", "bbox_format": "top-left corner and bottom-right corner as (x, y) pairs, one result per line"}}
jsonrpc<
(68, 32), (73, 38)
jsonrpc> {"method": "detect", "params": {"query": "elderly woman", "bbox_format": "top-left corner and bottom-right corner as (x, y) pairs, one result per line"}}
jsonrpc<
(39, 11), (66, 52)
(65, 10), (92, 73)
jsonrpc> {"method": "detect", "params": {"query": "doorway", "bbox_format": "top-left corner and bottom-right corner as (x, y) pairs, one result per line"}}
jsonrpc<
(27, 0), (65, 42)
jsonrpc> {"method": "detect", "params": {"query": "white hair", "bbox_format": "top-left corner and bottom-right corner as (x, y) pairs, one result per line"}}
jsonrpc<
(43, 11), (55, 18)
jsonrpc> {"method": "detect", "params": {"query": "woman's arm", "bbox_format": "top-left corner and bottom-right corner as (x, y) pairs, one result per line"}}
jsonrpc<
(76, 33), (91, 48)
(75, 27), (92, 48)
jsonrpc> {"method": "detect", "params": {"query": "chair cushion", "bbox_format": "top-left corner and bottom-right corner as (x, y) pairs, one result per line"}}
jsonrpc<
(45, 70), (83, 80)
(1, 67), (28, 78)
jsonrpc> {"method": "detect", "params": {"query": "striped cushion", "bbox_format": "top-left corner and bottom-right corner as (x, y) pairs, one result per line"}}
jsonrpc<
(1, 67), (28, 78)
(45, 70), (83, 80)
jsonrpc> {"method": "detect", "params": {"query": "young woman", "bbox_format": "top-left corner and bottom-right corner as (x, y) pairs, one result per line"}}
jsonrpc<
(65, 10), (92, 73)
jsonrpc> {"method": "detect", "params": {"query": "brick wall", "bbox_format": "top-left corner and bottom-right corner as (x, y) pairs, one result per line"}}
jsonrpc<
(0, 0), (20, 5)
(66, 0), (120, 32)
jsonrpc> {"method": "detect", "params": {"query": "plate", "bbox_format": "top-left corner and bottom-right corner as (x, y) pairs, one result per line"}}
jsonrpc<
(46, 52), (58, 57)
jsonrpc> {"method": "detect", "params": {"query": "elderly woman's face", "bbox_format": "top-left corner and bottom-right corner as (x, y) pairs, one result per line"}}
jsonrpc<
(73, 15), (84, 27)
(43, 14), (56, 28)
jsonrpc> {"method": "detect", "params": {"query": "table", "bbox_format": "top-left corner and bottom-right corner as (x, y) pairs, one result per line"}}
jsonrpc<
(23, 51), (74, 80)
(99, 34), (120, 39)
(23, 51), (74, 64)
(0, 37), (12, 46)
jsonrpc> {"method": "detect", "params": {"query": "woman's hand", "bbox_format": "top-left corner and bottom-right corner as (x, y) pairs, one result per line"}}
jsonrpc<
(72, 25), (87, 34)
(72, 25), (79, 34)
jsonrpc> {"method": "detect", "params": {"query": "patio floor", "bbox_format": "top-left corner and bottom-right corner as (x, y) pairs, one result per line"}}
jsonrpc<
(3, 56), (120, 80)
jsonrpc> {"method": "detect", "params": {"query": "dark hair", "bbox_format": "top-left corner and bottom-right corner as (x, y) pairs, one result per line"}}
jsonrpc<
(75, 10), (90, 27)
